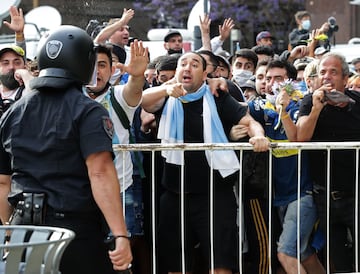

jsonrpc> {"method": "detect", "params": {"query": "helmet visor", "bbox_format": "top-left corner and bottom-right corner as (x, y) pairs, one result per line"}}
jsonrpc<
(86, 46), (99, 88)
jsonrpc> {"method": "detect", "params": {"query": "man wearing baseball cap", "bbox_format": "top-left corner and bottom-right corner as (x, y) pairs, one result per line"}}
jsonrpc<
(163, 30), (183, 55)
(239, 75), (257, 102)
(256, 31), (274, 47)
(0, 6), (33, 117)
(0, 45), (25, 61)
(0, 45), (31, 116)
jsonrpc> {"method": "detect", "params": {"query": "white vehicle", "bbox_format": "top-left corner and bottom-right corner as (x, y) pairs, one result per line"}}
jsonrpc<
(142, 0), (208, 61)
(329, 39), (360, 64)
(144, 28), (194, 61)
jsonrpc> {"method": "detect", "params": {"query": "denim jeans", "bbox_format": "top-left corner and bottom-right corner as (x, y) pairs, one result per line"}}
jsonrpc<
(277, 194), (317, 260)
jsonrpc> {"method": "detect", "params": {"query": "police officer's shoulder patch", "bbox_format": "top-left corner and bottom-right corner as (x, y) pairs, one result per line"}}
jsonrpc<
(102, 116), (114, 139)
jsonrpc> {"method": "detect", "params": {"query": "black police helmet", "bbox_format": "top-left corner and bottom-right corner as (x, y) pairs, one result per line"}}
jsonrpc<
(37, 25), (96, 84)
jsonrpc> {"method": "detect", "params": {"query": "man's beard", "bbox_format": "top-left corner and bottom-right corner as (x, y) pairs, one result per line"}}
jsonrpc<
(0, 71), (20, 90)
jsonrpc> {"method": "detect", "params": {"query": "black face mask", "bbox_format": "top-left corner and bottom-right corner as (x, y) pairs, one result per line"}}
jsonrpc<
(167, 49), (183, 55)
(86, 82), (110, 98)
(0, 71), (20, 90)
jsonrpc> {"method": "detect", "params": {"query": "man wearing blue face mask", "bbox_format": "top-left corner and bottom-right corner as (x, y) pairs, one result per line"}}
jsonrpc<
(294, 57), (316, 94)
(288, 11), (329, 50)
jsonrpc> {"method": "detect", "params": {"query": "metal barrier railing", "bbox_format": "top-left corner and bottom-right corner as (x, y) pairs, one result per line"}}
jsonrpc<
(114, 142), (360, 274)
(0, 225), (75, 274)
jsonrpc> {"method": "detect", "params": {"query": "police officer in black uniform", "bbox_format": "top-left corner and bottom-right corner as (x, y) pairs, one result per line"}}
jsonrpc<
(0, 25), (132, 274)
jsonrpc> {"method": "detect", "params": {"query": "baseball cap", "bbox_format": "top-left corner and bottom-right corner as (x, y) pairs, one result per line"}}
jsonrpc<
(240, 75), (256, 90)
(304, 59), (319, 79)
(164, 30), (182, 42)
(0, 45), (25, 61)
(293, 56), (315, 70)
(314, 47), (329, 56)
(214, 54), (231, 71)
(256, 31), (273, 42)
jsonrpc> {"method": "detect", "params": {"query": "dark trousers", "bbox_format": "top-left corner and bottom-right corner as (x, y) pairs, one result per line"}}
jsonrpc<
(315, 191), (358, 272)
(158, 188), (239, 272)
(242, 196), (282, 274)
(44, 210), (117, 274)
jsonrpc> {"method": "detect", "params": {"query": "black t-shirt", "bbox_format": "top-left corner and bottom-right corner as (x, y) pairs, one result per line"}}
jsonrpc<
(227, 80), (245, 102)
(0, 86), (114, 212)
(0, 86), (24, 117)
(157, 90), (247, 194)
(288, 28), (309, 48)
(298, 91), (360, 191)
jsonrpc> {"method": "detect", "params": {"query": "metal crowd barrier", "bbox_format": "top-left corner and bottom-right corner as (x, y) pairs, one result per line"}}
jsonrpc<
(0, 225), (75, 274)
(114, 141), (360, 274)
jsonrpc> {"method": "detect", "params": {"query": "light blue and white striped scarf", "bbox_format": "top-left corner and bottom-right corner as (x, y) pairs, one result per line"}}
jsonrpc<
(158, 83), (239, 178)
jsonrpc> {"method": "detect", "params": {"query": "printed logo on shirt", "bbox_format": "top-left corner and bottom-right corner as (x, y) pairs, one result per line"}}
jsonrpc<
(101, 100), (110, 111)
(253, 98), (265, 111)
(268, 138), (299, 158)
(102, 116), (114, 139)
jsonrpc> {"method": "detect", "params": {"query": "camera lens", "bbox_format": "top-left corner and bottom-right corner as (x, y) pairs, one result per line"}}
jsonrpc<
(328, 16), (336, 26)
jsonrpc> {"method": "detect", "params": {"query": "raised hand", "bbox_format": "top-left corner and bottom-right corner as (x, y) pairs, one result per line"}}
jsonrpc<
(219, 18), (235, 42)
(120, 8), (135, 26)
(117, 39), (149, 77)
(3, 6), (25, 34)
(199, 14), (211, 35)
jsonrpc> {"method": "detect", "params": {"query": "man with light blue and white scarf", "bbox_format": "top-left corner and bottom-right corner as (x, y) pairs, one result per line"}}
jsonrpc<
(142, 51), (269, 274)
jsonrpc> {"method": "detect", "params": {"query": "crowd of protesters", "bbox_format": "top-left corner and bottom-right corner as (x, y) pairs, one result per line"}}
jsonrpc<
(1, 5), (360, 274)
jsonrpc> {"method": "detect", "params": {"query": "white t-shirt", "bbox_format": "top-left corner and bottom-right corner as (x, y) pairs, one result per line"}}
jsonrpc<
(86, 84), (141, 192)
